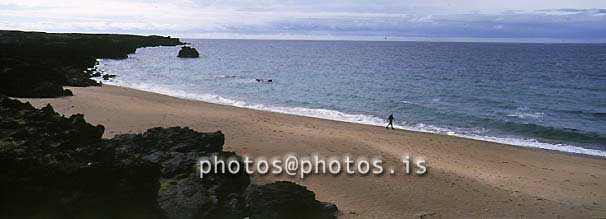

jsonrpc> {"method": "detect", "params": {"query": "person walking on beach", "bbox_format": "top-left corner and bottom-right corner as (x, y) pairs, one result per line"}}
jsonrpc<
(386, 114), (395, 130)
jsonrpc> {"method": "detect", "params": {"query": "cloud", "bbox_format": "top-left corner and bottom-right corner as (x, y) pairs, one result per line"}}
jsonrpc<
(1, 0), (605, 41)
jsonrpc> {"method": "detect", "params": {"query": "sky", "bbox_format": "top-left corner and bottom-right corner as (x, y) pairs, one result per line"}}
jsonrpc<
(1, 0), (606, 42)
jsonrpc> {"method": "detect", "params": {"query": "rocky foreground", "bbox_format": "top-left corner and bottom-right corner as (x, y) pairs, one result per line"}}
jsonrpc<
(0, 30), (184, 98)
(0, 95), (338, 218)
(0, 30), (337, 218)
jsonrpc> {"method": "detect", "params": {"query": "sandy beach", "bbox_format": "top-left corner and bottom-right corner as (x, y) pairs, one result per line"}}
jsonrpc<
(21, 85), (606, 218)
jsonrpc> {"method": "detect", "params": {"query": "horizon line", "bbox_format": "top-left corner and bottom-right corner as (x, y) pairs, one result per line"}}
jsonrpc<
(181, 36), (606, 44)
(4, 29), (606, 44)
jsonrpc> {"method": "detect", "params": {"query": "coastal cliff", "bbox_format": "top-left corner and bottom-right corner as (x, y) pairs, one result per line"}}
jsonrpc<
(0, 30), (184, 98)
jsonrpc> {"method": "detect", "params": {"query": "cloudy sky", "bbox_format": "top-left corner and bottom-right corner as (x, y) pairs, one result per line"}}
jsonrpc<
(1, 0), (606, 42)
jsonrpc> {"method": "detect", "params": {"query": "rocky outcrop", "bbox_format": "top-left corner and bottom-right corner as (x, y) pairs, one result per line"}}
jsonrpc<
(107, 127), (250, 218)
(246, 181), (339, 219)
(0, 96), (338, 219)
(0, 95), (164, 218)
(177, 46), (200, 58)
(0, 30), (184, 98)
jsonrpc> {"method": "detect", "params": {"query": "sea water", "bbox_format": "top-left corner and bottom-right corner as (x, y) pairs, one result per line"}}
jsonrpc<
(97, 39), (606, 157)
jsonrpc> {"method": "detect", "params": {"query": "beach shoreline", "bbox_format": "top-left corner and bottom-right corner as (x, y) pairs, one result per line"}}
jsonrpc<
(21, 84), (606, 218)
(89, 80), (606, 158)
(97, 75), (606, 158)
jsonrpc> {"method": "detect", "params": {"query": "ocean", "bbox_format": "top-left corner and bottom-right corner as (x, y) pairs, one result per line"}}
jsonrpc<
(96, 39), (606, 157)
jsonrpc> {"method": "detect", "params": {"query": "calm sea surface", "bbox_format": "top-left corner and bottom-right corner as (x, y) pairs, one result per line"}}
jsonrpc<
(97, 39), (606, 157)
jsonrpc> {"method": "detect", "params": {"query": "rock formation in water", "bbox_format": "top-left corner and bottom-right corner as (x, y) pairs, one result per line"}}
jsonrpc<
(0, 30), (184, 98)
(0, 95), (338, 219)
(177, 46), (200, 58)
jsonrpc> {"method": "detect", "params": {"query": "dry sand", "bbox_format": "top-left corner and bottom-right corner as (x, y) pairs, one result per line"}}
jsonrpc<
(21, 85), (606, 218)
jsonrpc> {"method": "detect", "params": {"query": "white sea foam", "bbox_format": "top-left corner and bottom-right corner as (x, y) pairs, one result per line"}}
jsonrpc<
(507, 112), (544, 119)
(101, 79), (606, 158)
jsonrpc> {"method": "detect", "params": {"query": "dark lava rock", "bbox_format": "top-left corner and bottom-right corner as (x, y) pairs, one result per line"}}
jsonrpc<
(102, 74), (117, 80)
(0, 96), (338, 219)
(246, 181), (339, 219)
(0, 95), (104, 147)
(110, 127), (224, 155)
(107, 127), (250, 219)
(177, 46), (200, 58)
(0, 95), (165, 218)
(0, 30), (184, 98)
(29, 81), (74, 97)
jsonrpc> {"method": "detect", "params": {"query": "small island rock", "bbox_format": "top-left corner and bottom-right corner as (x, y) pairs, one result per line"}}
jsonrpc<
(177, 46), (200, 58)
